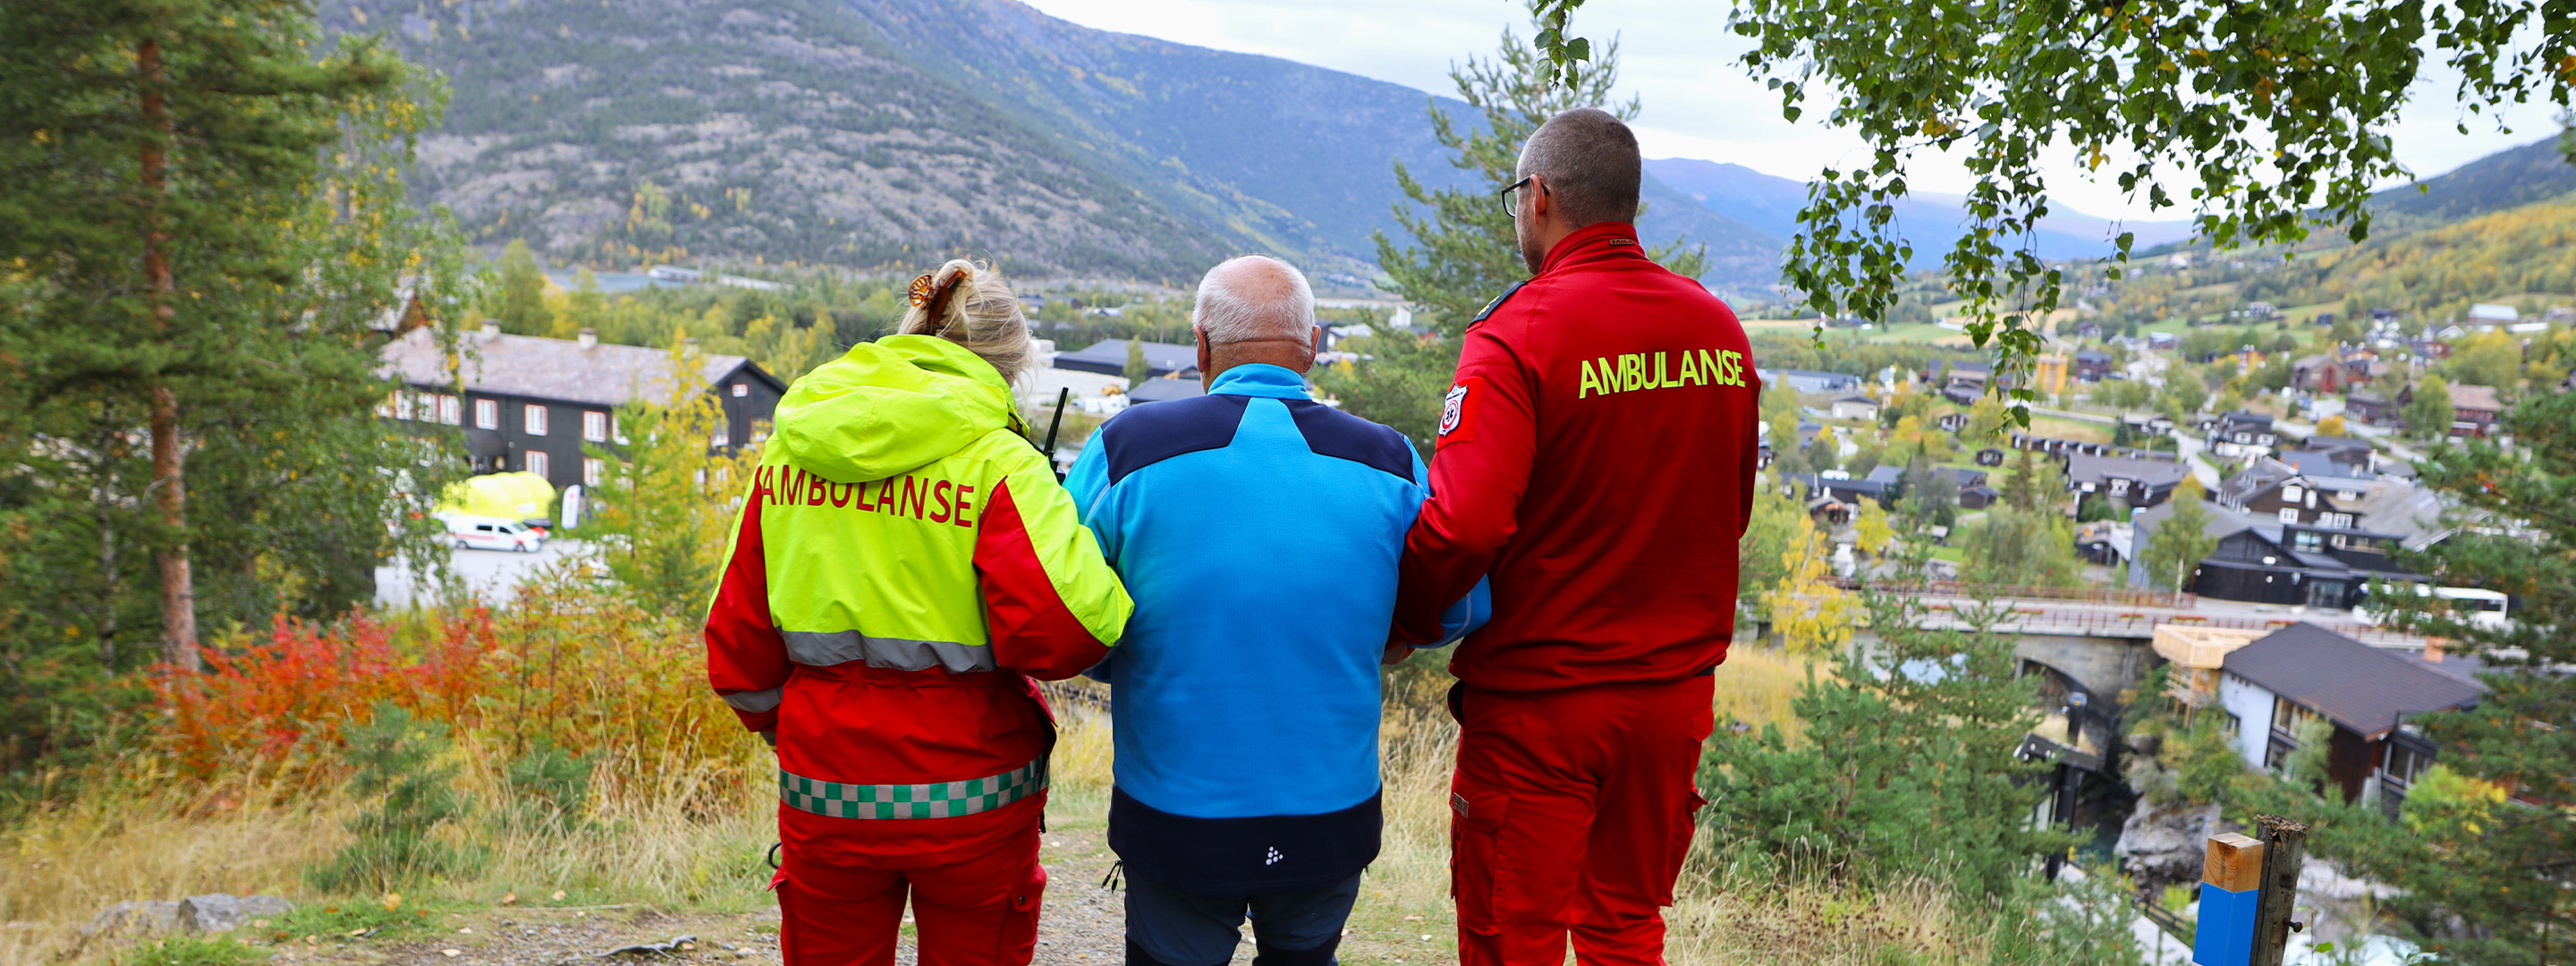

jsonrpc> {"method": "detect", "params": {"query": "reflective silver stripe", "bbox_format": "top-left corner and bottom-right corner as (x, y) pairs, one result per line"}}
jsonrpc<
(779, 631), (994, 673)
(720, 688), (783, 713)
(779, 757), (1047, 819)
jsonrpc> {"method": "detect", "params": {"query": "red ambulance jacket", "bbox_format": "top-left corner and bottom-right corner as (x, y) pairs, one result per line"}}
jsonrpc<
(706, 336), (1131, 869)
(1391, 221), (1762, 694)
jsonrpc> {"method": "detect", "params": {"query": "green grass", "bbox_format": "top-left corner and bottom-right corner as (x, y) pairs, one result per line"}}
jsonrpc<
(117, 936), (270, 966)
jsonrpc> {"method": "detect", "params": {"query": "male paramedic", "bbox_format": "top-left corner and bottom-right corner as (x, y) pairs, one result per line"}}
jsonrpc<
(1066, 255), (1484, 966)
(1387, 107), (1762, 966)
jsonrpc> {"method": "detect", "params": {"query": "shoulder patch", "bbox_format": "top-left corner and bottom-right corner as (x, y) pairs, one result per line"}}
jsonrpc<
(1098, 394), (1252, 486)
(1471, 280), (1530, 325)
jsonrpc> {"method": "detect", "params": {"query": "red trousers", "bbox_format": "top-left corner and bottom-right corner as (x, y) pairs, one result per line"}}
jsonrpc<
(775, 816), (1046, 966)
(1449, 675), (1714, 966)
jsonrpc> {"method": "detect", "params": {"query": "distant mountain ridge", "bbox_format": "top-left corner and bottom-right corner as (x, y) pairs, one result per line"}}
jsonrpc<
(2368, 133), (2576, 230)
(1643, 157), (2199, 266)
(334, 0), (1783, 290)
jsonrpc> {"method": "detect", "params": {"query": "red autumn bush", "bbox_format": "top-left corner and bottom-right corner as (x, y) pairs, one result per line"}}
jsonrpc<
(153, 572), (756, 804)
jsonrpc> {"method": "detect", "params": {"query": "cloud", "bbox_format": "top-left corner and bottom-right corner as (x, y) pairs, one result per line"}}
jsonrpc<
(1026, 0), (2563, 223)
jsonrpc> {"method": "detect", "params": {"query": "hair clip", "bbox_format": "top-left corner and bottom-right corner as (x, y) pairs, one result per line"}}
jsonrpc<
(907, 268), (970, 320)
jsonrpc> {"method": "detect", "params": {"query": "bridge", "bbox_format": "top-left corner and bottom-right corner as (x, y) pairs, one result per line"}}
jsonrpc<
(1838, 580), (2445, 829)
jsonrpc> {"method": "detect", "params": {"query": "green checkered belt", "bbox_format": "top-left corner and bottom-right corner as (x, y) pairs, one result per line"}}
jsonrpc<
(778, 757), (1047, 819)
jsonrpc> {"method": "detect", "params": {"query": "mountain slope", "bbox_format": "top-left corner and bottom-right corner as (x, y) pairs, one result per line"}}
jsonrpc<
(2369, 133), (2576, 231)
(347, 0), (1245, 279)
(335, 0), (1783, 287)
(1644, 157), (2198, 265)
(851, 0), (1782, 288)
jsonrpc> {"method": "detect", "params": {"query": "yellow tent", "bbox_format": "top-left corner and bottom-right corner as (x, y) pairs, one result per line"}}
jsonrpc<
(437, 471), (557, 521)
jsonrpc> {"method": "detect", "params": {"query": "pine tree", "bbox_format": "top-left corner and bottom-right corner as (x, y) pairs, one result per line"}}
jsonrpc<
(588, 346), (763, 615)
(1702, 554), (2080, 898)
(2318, 389), (2576, 963)
(0, 0), (461, 765)
(1123, 336), (1149, 387)
(2138, 477), (2218, 593)
(2402, 374), (2453, 439)
(1321, 10), (1706, 452)
(2003, 445), (2046, 513)
(494, 240), (552, 335)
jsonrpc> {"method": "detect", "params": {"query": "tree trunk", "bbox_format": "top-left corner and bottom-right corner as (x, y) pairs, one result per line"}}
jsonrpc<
(139, 37), (198, 672)
(96, 453), (121, 670)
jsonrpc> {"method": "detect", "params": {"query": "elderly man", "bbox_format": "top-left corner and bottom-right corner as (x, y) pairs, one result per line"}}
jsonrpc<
(1065, 255), (1481, 966)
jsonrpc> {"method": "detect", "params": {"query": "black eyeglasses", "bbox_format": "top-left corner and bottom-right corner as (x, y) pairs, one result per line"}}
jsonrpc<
(1499, 176), (1541, 218)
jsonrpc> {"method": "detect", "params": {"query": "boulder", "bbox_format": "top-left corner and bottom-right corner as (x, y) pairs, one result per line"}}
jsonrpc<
(82, 901), (181, 938)
(177, 894), (294, 934)
(2115, 798), (2225, 890)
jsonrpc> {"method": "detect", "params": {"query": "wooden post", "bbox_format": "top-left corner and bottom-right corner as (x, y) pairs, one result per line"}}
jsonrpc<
(2193, 832), (2264, 966)
(2248, 814), (2309, 966)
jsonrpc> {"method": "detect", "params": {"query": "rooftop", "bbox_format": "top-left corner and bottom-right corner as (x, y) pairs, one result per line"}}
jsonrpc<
(2065, 452), (2190, 487)
(1059, 339), (1199, 377)
(2448, 384), (2504, 412)
(378, 327), (767, 408)
(2224, 623), (2486, 738)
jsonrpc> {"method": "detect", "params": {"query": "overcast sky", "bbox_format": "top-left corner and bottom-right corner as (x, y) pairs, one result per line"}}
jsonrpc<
(1022, 0), (2560, 224)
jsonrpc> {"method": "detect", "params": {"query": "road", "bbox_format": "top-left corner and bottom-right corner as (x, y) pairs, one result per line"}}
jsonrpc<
(374, 538), (591, 608)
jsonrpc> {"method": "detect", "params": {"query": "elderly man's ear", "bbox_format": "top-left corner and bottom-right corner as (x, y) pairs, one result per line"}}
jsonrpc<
(1195, 322), (1213, 389)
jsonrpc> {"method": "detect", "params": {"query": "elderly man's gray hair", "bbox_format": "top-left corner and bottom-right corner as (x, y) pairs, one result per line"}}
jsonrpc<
(1194, 255), (1316, 346)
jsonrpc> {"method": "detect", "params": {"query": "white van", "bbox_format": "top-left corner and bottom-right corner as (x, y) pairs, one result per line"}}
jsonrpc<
(2354, 584), (2510, 631)
(436, 513), (545, 553)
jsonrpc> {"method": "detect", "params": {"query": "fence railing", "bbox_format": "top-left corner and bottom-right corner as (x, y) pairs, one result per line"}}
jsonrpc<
(2136, 887), (2195, 945)
(1834, 578), (2195, 609)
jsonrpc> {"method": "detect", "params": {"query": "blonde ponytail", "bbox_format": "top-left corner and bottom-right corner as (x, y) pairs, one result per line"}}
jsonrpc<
(898, 259), (1031, 386)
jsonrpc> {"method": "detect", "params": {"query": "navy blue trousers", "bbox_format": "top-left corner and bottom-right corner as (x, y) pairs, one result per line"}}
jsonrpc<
(1123, 870), (1360, 966)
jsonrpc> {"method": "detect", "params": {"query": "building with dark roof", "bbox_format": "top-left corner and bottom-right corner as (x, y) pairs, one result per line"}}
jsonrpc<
(2072, 349), (2114, 383)
(2206, 411), (2279, 459)
(1055, 339), (1199, 379)
(2063, 452), (2189, 511)
(2446, 384), (2505, 437)
(2217, 623), (2484, 809)
(1125, 376), (1208, 403)
(379, 325), (784, 490)
(2344, 389), (2398, 427)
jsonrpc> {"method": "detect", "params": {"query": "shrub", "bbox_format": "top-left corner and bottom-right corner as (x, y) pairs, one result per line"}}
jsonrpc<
(504, 737), (596, 829)
(307, 703), (464, 893)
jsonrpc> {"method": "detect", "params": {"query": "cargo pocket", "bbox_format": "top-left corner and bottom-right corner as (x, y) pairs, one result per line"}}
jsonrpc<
(1448, 786), (1511, 930)
(1652, 787), (1709, 906)
(994, 860), (1046, 963)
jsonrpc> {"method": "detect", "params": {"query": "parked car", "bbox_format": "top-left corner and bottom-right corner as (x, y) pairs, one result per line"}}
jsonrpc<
(437, 513), (545, 553)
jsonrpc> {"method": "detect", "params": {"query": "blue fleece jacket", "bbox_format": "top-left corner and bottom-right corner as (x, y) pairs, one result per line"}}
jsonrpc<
(1066, 363), (1482, 894)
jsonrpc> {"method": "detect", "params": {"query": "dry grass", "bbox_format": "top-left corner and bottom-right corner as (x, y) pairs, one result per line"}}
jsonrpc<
(0, 731), (779, 964)
(8, 648), (1991, 966)
(0, 763), (343, 964)
(1711, 644), (1822, 744)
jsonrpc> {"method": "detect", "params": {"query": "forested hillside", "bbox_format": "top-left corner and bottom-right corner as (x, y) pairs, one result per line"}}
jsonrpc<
(2369, 134), (2576, 232)
(2262, 196), (2576, 318)
(328, 0), (1782, 289)
(327, 0), (1237, 280)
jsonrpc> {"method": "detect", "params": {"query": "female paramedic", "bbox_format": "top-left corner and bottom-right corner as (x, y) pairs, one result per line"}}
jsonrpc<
(705, 258), (1132, 966)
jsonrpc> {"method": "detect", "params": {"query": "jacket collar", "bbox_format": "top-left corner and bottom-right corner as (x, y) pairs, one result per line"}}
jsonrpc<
(1538, 221), (1647, 275)
(1206, 363), (1312, 400)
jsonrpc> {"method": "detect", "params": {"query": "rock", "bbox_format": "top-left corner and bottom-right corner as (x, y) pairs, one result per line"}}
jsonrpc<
(83, 901), (181, 938)
(2115, 798), (2225, 890)
(176, 894), (295, 934)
